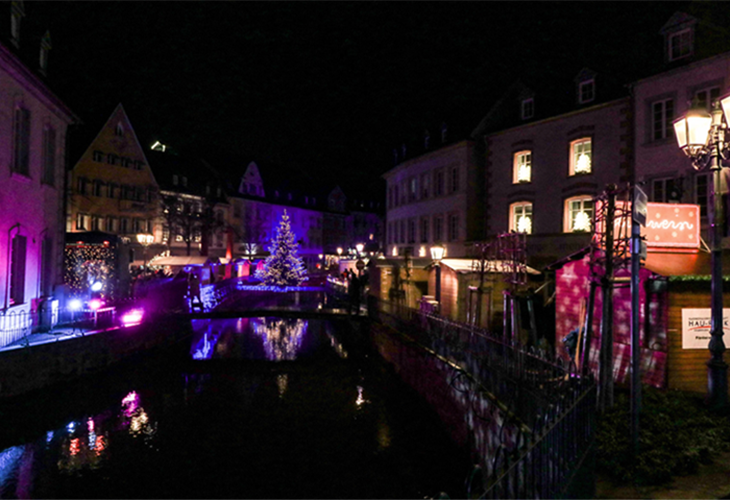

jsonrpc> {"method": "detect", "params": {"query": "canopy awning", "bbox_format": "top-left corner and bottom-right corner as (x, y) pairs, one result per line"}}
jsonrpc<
(149, 256), (219, 267)
(438, 258), (542, 275)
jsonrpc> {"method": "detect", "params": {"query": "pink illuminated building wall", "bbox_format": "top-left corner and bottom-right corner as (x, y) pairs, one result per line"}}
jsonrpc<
(0, 21), (76, 333)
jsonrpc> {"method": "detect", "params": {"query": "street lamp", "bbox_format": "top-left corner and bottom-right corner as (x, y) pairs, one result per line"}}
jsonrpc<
(355, 243), (365, 277)
(430, 243), (445, 310)
(136, 233), (154, 272)
(674, 94), (730, 408)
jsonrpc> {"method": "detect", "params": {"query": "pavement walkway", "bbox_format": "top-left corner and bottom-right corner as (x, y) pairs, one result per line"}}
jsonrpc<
(596, 450), (730, 499)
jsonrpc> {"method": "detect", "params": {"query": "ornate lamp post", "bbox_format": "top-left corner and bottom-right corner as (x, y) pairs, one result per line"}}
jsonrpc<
(430, 243), (445, 310)
(136, 233), (154, 273)
(673, 94), (730, 408)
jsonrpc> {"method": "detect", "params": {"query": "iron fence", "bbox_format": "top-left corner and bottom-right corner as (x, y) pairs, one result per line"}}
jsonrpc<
(367, 296), (596, 499)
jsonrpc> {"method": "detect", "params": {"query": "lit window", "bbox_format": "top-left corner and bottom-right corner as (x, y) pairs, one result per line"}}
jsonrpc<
(513, 151), (532, 183)
(570, 138), (592, 175)
(521, 98), (534, 120)
(578, 80), (595, 104)
(564, 196), (594, 233)
(669, 29), (692, 61)
(510, 202), (533, 234)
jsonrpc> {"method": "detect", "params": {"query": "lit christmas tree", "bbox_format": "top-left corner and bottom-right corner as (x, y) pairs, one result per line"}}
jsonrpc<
(256, 210), (307, 286)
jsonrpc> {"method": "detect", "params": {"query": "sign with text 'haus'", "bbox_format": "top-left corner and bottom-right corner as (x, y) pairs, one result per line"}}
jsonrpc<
(682, 308), (730, 349)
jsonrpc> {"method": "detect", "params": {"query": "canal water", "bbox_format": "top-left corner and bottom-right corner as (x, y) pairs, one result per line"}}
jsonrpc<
(0, 315), (471, 499)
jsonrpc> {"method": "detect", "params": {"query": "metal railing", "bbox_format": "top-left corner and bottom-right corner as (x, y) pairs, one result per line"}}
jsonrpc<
(367, 296), (596, 499)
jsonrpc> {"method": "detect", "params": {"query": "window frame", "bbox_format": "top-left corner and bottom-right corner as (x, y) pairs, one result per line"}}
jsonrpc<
(509, 201), (533, 234)
(42, 125), (56, 186)
(9, 234), (27, 306)
(513, 150), (532, 183)
(668, 28), (692, 62)
(521, 98), (534, 120)
(652, 98), (674, 141)
(569, 137), (592, 176)
(578, 80), (595, 104)
(563, 195), (594, 233)
(12, 106), (31, 177)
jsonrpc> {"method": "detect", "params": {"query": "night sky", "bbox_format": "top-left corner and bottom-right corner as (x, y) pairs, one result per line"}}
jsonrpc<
(32, 1), (700, 199)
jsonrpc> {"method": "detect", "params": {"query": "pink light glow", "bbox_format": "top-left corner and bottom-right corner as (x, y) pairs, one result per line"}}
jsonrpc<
(88, 298), (103, 310)
(121, 309), (144, 327)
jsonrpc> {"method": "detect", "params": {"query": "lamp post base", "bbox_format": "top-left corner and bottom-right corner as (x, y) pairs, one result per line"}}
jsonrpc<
(707, 358), (729, 410)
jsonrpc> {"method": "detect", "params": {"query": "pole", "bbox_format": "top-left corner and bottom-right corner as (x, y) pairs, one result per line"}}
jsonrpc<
(630, 185), (644, 466)
(598, 184), (616, 412)
(708, 149), (728, 409)
(435, 263), (442, 310)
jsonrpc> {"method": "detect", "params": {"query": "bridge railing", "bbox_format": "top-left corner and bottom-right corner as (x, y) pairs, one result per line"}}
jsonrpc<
(367, 295), (596, 499)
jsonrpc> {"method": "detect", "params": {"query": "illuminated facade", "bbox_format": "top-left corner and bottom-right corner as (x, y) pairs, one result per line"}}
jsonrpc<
(382, 140), (481, 259)
(472, 76), (631, 269)
(67, 104), (160, 264)
(0, 6), (77, 322)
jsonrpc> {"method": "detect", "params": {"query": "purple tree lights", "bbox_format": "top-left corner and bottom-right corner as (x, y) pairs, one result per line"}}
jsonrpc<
(256, 210), (307, 287)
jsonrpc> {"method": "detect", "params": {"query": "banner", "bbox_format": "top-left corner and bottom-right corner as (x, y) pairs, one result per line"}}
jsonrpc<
(681, 308), (730, 349)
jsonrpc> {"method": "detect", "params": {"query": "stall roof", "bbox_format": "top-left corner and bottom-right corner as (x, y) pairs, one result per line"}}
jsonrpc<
(150, 256), (219, 267)
(439, 258), (541, 275)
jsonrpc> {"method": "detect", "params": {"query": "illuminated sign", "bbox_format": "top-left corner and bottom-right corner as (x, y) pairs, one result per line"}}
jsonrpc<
(682, 308), (730, 349)
(645, 203), (699, 249)
(595, 201), (700, 251)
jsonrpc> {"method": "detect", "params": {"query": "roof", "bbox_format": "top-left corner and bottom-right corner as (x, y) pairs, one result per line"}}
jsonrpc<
(643, 250), (730, 277)
(147, 150), (226, 199)
(149, 256), (219, 267)
(439, 258), (541, 275)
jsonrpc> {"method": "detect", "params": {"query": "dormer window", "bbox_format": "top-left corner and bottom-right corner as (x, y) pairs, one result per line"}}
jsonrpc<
(39, 31), (51, 76)
(172, 175), (178, 186)
(521, 98), (534, 120)
(669, 28), (692, 61)
(578, 80), (595, 104)
(115, 122), (124, 137)
(10, 1), (24, 48)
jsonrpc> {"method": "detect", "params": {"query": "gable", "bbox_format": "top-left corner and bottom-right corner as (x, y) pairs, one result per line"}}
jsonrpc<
(73, 104), (158, 187)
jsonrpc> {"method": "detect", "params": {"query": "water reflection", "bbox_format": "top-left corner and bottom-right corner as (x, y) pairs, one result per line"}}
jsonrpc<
(190, 317), (311, 361)
(252, 318), (307, 361)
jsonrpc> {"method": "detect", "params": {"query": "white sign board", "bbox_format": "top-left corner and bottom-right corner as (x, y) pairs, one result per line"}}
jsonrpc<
(681, 309), (730, 349)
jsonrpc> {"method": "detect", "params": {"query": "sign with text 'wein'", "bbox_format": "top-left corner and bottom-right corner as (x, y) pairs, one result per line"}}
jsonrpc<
(594, 201), (700, 251)
(644, 202), (700, 249)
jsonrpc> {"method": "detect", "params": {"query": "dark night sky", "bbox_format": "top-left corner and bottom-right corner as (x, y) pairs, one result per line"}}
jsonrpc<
(32, 1), (701, 199)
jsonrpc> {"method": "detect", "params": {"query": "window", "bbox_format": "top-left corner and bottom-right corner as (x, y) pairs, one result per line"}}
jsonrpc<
(94, 180), (104, 197)
(564, 196), (594, 233)
(569, 138), (592, 175)
(521, 98), (534, 120)
(409, 177), (417, 202)
(106, 153), (118, 166)
(40, 237), (53, 297)
(107, 217), (118, 233)
(408, 218), (416, 243)
(172, 175), (179, 186)
(115, 122), (124, 137)
(400, 180), (407, 205)
(652, 99), (674, 141)
(399, 220), (406, 244)
(510, 202), (533, 234)
(393, 185), (399, 207)
(694, 86), (720, 112)
(91, 216), (102, 231)
(42, 126), (56, 185)
(120, 218), (129, 234)
(513, 151), (532, 183)
(448, 214), (459, 241)
(420, 216), (430, 243)
(75, 213), (88, 231)
(433, 215), (444, 242)
(9, 234), (26, 306)
(93, 150), (104, 162)
(669, 29), (692, 61)
(76, 177), (87, 195)
(107, 183), (118, 199)
(13, 106), (30, 176)
(434, 170), (444, 196)
(579, 80), (595, 104)
(450, 167), (460, 193)
(652, 177), (680, 203)
(695, 172), (710, 218)
(420, 173), (430, 199)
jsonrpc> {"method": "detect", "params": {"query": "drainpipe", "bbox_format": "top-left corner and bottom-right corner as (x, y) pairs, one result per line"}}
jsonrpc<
(5, 222), (20, 310)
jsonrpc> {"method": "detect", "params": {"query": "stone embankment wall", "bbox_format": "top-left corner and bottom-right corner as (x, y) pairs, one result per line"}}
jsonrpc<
(0, 315), (190, 399)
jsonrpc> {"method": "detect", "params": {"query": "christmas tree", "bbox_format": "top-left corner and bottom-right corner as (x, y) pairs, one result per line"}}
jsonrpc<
(256, 210), (307, 286)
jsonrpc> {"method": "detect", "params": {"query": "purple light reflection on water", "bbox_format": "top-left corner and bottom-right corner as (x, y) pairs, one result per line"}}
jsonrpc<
(190, 317), (311, 361)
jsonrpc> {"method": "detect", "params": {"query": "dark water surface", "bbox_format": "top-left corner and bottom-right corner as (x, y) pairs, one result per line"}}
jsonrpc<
(0, 316), (470, 499)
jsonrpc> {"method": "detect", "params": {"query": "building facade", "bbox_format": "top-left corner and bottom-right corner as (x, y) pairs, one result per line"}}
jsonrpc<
(0, 4), (76, 331)
(67, 104), (160, 264)
(382, 139), (480, 260)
